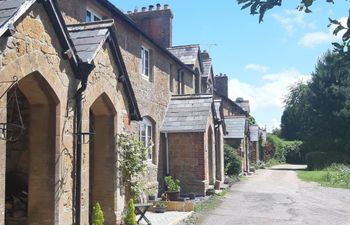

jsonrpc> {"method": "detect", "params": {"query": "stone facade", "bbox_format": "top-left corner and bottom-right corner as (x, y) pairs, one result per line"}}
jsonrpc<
(56, 0), (199, 196)
(0, 2), (137, 224)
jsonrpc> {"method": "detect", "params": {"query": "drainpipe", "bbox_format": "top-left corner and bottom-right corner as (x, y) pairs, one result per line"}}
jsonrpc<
(74, 63), (94, 225)
(165, 132), (170, 175)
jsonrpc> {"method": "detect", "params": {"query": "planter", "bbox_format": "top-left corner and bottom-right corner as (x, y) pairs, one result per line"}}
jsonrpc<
(148, 195), (156, 201)
(166, 191), (180, 201)
(154, 206), (167, 213)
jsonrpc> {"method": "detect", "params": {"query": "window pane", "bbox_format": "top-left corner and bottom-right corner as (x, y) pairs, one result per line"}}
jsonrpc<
(86, 11), (92, 22)
(147, 125), (152, 145)
(145, 50), (149, 76)
(94, 15), (101, 21)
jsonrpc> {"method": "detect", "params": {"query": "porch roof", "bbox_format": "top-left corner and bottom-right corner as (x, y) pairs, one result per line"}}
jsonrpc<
(161, 94), (213, 133)
(249, 125), (259, 142)
(67, 20), (114, 64)
(224, 116), (247, 139)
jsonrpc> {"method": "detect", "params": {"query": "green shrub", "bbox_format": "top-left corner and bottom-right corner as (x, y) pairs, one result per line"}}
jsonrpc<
(224, 144), (241, 176)
(164, 176), (181, 192)
(124, 199), (136, 225)
(306, 152), (327, 170)
(306, 152), (350, 170)
(92, 202), (104, 225)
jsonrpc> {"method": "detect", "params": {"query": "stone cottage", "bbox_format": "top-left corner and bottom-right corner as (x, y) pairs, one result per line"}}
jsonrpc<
(214, 74), (252, 173)
(0, 0), (227, 224)
(0, 0), (142, 224)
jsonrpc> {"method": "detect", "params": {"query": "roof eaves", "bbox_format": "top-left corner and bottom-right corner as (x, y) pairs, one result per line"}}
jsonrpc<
(0, 0), (36, 37)
(96, 0), (196, 75)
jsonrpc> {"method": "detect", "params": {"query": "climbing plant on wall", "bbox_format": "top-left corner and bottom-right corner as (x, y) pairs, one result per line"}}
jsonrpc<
(117, 134), (148, 201)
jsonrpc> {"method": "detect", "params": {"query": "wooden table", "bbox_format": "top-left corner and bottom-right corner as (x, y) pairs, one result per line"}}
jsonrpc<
(134, 203), (153, 225)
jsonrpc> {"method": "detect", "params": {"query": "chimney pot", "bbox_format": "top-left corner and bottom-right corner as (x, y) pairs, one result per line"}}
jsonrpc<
(134, 7), (138, 13)
(164, 4), (169, 10)
(156, 3), (161, 10)
(149, 5), (154, 11)
(141, 7), (147, 12)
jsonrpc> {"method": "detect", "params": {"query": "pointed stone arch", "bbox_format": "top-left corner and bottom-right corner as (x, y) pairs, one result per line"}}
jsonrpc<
(89, 92), (118, 224)
(5, 71), (60, 225)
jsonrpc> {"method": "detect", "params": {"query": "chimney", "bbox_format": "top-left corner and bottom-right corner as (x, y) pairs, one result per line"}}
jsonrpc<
(214, 74), (228, 97)
(128, 4), (174, 48)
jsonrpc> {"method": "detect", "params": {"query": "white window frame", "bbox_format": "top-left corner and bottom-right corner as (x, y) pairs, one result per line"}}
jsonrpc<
(140, 46), (150, 79)
(139, 117), (153, 161)
(86, 7), (102, 22)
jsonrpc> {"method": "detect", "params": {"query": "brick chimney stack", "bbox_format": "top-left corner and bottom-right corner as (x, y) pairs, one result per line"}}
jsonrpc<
(214, 73), (228, 97)
(127, 4), (173, 48)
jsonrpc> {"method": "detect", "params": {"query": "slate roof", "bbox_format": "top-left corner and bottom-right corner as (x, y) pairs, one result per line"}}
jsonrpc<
(67, 20), (114, 64)
(0, 0), (36, 36)
(235, 100), (250, 113)
(167, 44), (200, 66)
(249, 125), (259, 142)
(224, 116), (247, 139)
(161, 94), (213, 133)
(202, 60), (211, 78)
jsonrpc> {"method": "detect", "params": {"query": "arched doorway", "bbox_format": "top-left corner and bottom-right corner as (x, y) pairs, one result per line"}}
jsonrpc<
(89, 93), (117, 224)
(5, 72), (59, 225)
(208, 126), (214, 185)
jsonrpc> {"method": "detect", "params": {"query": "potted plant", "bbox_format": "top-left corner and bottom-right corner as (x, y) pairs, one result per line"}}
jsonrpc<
(164, 176), (180, 201)
(154, 202), (167, 213)
(147, 189), (157, 201)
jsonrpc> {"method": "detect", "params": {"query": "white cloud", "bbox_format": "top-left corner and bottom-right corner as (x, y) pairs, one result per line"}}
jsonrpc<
(272, 10), (315, 35)
(245, 64), (269, 73)
(228, 68), (310, 131)
(298, 31), (335, 47)
(298, 17), (347, 48)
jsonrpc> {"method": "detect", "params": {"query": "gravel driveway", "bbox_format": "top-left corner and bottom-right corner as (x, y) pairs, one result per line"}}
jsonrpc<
(199, 164), (350, 225)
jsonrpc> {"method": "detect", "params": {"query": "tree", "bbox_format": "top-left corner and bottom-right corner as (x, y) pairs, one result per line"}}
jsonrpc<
(248, 115), (256, 125)
(237, 0), (350, 55)
(281, 51), (350, 155)
(281, 82), (311, 140)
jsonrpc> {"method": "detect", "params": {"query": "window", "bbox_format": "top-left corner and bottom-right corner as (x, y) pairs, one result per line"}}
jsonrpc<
(139, 117), (153, 161)
(180, 72), (185, 94)
(86, 8), (101, 22)
(141, 46), (150, 78)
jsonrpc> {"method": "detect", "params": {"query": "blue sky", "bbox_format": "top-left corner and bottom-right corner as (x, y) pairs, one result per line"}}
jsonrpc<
(113, 0), (349, 131)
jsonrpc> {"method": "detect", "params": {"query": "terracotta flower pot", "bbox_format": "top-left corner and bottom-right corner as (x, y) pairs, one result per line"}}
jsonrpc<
(166, 191), (180, 201)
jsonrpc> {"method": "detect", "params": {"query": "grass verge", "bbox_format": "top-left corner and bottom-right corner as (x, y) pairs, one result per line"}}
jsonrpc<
(297, 166), (350, 189)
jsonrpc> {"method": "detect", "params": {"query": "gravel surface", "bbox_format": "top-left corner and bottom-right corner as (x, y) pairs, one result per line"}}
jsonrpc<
(198, 164), (350, 225)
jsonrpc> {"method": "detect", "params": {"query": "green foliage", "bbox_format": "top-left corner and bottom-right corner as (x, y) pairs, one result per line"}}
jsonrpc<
(224, 144), (241, 176)
(164, 176), (181, 192)
(298, 164), (350, 189)
(265, 134), (302, 163)
(248, 115), (256, 125)
(124, 199), (136, 225)
(281, 51), (350, 159)
(117, 134), (148, 200)
(237, 0), (350, 56)
(306, 151), (350, 170)
(92, 202), (104, 225)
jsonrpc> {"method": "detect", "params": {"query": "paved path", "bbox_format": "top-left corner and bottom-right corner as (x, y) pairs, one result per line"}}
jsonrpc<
(199, 164), (350, 225)
(137, 211), (193, 225)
